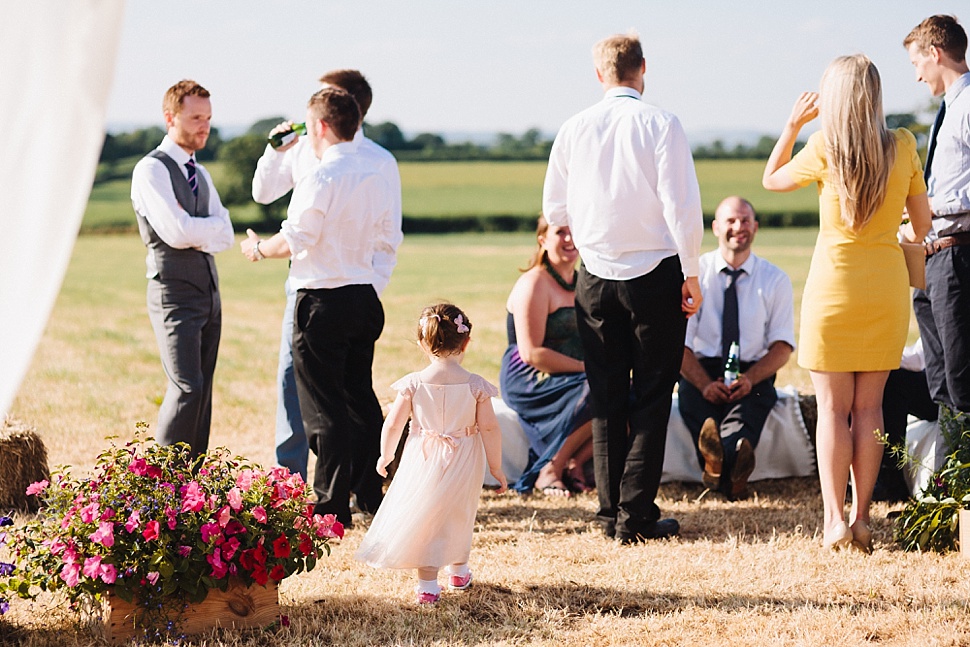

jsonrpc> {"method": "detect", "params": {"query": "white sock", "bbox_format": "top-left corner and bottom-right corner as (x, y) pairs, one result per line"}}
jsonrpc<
(447, 564), (470, 578)
(417, 578), (441, 594)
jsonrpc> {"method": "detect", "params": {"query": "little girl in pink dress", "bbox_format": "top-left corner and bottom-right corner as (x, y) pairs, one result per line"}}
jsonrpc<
(355, 303), (507, 604)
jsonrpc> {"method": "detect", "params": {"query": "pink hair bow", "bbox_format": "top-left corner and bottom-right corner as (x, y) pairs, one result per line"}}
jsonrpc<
(455, 315), (469, 334)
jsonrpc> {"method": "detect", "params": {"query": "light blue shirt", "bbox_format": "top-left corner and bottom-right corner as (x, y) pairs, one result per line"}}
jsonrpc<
(684, 251), (795, 363)
(928, 72), (970, 236)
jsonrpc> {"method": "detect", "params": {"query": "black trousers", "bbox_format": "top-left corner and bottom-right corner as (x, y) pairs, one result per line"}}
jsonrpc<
(677, 357), (777, 485)
(914, 244), (970, 413)
(292, 284), (385, 525)
(575, 257), (687, 537)
(876, 368), (938, 501)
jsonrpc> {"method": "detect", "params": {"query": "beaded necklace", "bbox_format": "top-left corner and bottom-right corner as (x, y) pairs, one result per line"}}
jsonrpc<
(543, 258), (577, 292)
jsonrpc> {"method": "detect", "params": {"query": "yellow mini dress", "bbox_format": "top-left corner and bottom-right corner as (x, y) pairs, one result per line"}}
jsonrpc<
(786, 129), (926, 372)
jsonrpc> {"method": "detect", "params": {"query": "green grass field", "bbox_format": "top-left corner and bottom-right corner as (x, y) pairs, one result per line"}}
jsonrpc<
(83, 159), (820, 230)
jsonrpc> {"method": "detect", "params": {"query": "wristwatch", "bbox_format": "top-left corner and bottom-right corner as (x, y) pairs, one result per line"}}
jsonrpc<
(253, 240), (264, 261)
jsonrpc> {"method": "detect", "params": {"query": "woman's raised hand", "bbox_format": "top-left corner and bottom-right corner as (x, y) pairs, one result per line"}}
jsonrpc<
(789, 92), (819, 129)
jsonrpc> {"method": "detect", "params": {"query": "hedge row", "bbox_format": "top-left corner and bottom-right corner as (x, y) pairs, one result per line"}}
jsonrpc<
(400, 211), (819, 234)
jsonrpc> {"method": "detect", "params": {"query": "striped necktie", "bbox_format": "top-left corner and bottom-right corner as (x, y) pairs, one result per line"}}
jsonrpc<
(185, 158), (198, 196)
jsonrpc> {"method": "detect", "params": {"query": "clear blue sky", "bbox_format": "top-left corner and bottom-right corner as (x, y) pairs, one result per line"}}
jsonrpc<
(107, 2), (967, 140)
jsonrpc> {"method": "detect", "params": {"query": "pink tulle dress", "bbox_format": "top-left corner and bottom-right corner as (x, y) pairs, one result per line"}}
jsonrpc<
(355, 372), (498, 570)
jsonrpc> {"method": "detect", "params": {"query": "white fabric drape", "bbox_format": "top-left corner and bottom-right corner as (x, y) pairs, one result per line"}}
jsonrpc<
(0, 1), (125, 416)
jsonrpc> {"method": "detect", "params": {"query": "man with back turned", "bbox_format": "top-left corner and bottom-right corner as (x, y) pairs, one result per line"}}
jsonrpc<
(543, 33), (704, 543)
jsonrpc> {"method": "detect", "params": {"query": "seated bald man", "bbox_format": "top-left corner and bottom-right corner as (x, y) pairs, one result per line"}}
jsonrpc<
(678, 196), (795, 500)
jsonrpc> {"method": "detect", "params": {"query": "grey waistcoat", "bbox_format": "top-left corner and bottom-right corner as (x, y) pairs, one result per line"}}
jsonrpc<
(135, 150), (218, 290)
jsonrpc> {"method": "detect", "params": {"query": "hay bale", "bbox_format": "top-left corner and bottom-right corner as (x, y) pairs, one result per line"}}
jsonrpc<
(798, 393), (818, 447)
(0, 418), (50, 512)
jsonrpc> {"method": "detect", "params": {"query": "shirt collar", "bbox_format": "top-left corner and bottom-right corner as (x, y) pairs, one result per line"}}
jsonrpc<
(320, 138), (360, 163)
(713, 252), (756, 275)
(945, 72), (970, 106)
(158, 135), (194, 166)
(604, 86), (642, 101)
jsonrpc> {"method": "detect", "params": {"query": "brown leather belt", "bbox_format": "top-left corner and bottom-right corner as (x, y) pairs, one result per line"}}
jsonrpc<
(925, 231), (970, 257)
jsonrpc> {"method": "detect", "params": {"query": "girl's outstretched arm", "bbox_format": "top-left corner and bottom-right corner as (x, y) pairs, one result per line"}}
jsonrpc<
(376, 393), (411, 477)
(476, 398), (507, 493)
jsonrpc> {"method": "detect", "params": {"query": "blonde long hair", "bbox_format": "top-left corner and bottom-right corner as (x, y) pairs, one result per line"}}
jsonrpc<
(819, 54), (896, 231)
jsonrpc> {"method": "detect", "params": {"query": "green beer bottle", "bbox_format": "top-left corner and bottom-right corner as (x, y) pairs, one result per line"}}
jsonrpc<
(723, 342), (740, 387)
(268, 122), (307, 149)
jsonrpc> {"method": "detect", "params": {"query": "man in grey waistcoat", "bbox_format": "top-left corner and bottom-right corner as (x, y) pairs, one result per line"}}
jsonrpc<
(131, 79), (234, 456)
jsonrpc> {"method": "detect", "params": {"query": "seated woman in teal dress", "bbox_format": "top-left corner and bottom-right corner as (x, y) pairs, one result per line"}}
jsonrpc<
(500, 217), (593, 495)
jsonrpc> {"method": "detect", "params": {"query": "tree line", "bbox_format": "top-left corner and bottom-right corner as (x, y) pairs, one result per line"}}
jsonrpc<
(96, 110), (931, 226)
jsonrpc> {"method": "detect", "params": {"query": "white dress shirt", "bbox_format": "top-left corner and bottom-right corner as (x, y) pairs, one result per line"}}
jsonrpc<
(131, 136), (234, 273)
(281, 140), (394, 291)
(684, 251), (795, 363)
(543, 86), (703, 279)
(253, 129), (403, 295)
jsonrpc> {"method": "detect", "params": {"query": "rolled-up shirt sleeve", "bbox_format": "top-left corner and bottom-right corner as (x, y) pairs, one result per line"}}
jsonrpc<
(655, 116), (702, 277)
(131, 157), (233, 252)
(252, 144), (296, 204)
(280, 175), (325, 258)
(765, 270), (796, 351)
(371, 160), (403, 296)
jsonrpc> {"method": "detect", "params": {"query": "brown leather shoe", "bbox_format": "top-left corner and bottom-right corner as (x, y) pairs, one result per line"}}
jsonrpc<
(698, 417), (723, 490)
(729, 438), (755, 500)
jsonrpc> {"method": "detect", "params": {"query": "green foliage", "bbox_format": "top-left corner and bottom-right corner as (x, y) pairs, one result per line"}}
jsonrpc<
(894, 406), (970, 551)
(247, 116), (286, 136)
(216, 134), (289, 225)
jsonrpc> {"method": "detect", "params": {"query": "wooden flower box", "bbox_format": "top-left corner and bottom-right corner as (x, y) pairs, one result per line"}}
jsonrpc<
(960, 509), (970, 557)
(92, 579), (279, 644)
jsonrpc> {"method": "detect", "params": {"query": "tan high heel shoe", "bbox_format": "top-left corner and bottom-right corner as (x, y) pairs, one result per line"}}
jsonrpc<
(850, 520), (873, 554)
(823, 521), (853, 550)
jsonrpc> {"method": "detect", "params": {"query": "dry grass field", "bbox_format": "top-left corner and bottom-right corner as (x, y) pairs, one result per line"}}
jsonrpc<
(2, 231), (965, 647)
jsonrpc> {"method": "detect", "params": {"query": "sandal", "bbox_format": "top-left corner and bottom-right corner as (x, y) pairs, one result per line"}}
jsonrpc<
(536, 479), (572, 497)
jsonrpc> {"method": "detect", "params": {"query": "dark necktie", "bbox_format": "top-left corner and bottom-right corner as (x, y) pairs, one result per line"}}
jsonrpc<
(722, 267), (744, 362)
(185, 158), (198, 196)
(924, 100), (946, 183)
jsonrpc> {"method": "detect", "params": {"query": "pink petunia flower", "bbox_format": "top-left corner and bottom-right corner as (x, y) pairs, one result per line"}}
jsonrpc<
(146, 571), (160, 585)
(124, 510), (141, 533)
(200, 522), (221, 544)
(227, 487), (243, 511)
(165, 506), (177, 530)
(207, 548), (229, 579)
(142, 520), (160, 541)
(60, 563), (80, 587)
(252, 506), (267, 524)
(177, 545), (193, 558)
(90, 521), (115, 548)
(82, 555), (104, 579)
(216, 505), (231, 528)
(79, 502), (100, 524)
(180, 481), (206, 513)
(221, 536), (241, 561)
(25, 480), (49, 496)
(99, 563), (117, 584)
(128, 458), (148, 476)
(236, 470), (254, 492)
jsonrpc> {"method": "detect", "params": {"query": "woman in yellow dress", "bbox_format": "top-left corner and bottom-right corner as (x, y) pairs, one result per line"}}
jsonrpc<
(762, 55), (931, 552)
